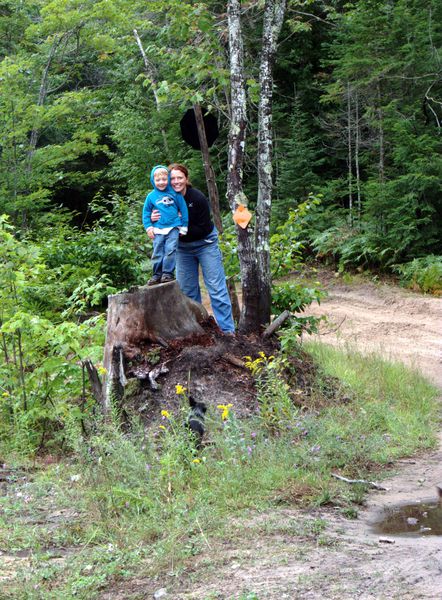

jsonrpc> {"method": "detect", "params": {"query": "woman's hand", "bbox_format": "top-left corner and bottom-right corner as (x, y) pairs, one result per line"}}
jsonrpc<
(151, 209), (161, 222)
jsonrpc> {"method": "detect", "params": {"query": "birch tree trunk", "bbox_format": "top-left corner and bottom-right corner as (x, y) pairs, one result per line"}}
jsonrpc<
(26, 35), (67, 171)
(227, 0), (286, 334)
(256, 0), (287, 325)
(24, 34), (67, 228)
(346, 81), (354, 227)
(133, 29), (170, 157)
(376, 80), (386, 235)
(227, 0), (257, 333)
(354, 89), (362, 224)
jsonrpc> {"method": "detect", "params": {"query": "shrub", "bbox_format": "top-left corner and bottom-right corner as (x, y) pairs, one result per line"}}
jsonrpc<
(394, 255), (442, 295)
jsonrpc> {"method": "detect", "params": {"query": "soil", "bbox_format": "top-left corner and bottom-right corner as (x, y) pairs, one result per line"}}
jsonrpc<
(303, 271), (442, 389)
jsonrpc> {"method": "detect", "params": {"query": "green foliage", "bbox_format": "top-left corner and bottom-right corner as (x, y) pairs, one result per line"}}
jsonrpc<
(245, 353), (297, 433)
(274, 99), (323, 225)
(40, 194), (148, 291)
(218, 217), (240, 279)
(0, 216), (105, 455)
(2, 341), (439, 596)
(272, 281), (325, 315)
(394, 255), (442, 295)
(0, 0), (440, 278)
(270, 196), (321, 278)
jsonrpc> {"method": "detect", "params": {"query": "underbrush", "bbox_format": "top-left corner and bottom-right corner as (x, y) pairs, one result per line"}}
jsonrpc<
(1, 343), (439, 599)
(394, 255), (442, 295)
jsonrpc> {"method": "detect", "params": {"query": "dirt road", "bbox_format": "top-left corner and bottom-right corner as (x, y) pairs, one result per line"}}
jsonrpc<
(303, 276), (442, 388)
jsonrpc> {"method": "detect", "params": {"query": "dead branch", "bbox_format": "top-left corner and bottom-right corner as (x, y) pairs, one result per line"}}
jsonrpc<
(331, 472), (389, 491)
(262, 310), (291, 338)
(133, 28), (170, 155)
(318, 315), (347, 335)
(223, 353), (245, 368)
(83, 359), (103, 406)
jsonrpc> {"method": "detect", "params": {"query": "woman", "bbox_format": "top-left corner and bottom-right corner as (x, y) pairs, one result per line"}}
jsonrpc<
(152, 163), (235, 334)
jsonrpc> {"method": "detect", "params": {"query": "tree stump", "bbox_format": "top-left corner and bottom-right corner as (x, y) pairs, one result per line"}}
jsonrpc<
(102, 281), (209, 413)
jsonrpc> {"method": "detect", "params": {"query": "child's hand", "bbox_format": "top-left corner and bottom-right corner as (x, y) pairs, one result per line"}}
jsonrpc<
(146, 227), (155, 240)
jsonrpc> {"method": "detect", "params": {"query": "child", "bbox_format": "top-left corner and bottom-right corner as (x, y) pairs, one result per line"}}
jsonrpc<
(142, 165), (189, 285)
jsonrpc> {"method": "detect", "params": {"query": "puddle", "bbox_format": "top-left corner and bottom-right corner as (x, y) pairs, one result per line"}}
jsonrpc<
(372, 501), (442, 536)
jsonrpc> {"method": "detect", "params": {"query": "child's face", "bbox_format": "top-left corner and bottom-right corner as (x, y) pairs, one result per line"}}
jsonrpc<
(153, 169), (168, 190)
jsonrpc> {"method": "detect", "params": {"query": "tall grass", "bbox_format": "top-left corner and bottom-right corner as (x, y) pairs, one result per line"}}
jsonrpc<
(2, 343), (440, 598)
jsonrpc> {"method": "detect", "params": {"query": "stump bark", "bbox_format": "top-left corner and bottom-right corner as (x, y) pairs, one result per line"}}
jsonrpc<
(102, 281), (209, 413)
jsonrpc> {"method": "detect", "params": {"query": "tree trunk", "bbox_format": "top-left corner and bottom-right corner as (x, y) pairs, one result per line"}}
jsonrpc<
(227, 0), (286, 334)
(227, 0), (256, 333)
(354, 89), (362, 224)
(193, 102), (223, 233)
(102, 281), (209, 413)
(133, 29), (170, 157)
(346, 81), (354, 226)
(256, 0), (287, 327)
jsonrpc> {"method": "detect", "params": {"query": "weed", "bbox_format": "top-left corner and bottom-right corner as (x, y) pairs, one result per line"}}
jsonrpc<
(394, 255), (442, 295)
(244, 352), (298, 432)
(1, 342), (439, 597)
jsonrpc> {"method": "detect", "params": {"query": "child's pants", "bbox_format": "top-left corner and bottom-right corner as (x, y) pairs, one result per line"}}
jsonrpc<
(151, 227), (180, 276)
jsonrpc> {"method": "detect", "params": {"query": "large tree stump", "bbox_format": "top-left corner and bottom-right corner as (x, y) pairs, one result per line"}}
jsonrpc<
(102, 281), (209, 413)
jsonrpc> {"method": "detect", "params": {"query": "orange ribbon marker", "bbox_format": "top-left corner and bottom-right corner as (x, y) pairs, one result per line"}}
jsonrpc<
(232, 204), (252, 229)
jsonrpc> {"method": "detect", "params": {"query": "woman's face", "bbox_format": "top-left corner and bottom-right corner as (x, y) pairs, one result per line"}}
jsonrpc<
(170, 169), (188, 194)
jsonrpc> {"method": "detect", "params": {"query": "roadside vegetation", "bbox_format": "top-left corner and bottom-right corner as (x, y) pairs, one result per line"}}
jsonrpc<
(1, 336), (439, 599)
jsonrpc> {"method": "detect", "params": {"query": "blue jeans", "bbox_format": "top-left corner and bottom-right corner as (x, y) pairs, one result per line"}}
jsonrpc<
(176, 228), (235, 333)
(151, 227), (179, 277)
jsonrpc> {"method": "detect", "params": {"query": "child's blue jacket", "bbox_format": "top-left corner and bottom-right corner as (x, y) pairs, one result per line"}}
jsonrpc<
(142, 165), (188, 231)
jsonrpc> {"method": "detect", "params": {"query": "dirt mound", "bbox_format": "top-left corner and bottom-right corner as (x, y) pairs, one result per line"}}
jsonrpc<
(122, 319), (280, 424)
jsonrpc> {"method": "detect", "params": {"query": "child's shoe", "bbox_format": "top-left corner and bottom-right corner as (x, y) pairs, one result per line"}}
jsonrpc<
(148, 275), (161, 286)
(160, 273), (175, 283)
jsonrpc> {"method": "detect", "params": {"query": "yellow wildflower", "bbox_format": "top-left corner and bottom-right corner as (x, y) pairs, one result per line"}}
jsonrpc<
(192, 458), (201, 464)
(217, 403), (234, 421)
(159, 425), (166, 430)
(175, 384), (187, 395)
(161, 410), (170, 419)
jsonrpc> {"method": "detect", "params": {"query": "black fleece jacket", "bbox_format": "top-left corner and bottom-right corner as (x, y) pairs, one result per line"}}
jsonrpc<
(179, 186), (214, 243)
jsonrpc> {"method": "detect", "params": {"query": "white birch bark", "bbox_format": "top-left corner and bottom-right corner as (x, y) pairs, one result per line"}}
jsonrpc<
(354, 89), (362, 223)
(227, 0), (286, 333)
(227, 0), (256, 333)
(256, 0), (287, 325)
(133, 29), (170, 156)
(346, 81), (354, 227)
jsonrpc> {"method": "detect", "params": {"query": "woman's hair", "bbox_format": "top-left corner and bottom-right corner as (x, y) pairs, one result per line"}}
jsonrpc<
(168, 163), (191, 186)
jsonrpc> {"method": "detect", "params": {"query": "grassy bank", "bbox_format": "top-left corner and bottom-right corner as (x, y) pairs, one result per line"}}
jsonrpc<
(1, 343), (439, 599)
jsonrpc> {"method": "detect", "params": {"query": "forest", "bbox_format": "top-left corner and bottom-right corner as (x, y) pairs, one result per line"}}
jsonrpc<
(1, 0), (442, 450)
